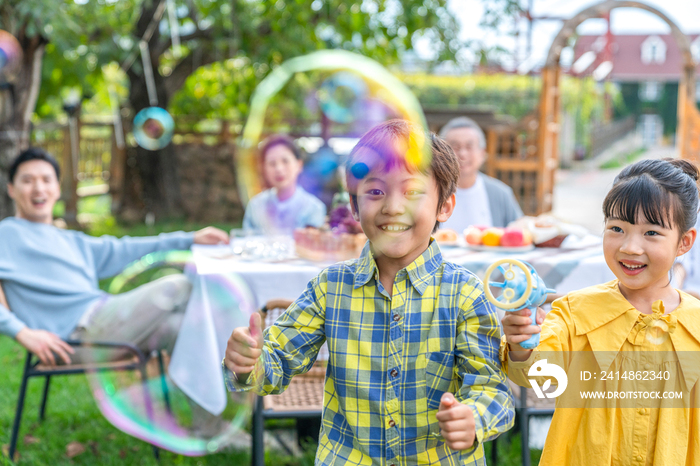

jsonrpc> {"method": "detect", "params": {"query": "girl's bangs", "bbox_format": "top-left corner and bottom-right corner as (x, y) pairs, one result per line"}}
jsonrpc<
(604, 175), (677, 228)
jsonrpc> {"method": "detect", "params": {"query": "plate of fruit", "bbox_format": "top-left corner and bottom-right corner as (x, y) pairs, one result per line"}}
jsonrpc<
(463, 225), (535, 252)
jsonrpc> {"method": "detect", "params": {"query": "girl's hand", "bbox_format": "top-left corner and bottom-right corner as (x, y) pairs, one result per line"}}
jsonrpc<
(436, 393), (476, 451)
(501, 307), (546, 360)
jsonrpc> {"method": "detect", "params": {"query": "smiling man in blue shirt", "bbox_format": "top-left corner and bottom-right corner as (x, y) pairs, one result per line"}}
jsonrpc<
(0, 147), (229, 366)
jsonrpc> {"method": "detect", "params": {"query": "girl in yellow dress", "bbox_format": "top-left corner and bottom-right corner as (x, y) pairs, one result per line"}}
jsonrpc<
(502, 158), (700, 465)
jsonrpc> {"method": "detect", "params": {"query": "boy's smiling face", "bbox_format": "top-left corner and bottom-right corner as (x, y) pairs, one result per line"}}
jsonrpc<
(351, 160), (455, 271)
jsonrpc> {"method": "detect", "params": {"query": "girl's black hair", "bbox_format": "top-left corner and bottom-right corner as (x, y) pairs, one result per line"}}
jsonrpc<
(603, 158), (699, 233)
(260, 134), (303, 162)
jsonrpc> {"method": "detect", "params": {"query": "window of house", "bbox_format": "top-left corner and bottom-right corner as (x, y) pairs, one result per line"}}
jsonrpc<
(592, 36), (606, 52)
(692, 37), (700, 64)
(641, 36), (667, 64)
(640, 114), (662, 146)
(640, 81), (661, 101)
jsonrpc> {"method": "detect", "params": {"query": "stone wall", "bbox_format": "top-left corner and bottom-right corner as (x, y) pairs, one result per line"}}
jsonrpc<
(176, 142), (245, 223)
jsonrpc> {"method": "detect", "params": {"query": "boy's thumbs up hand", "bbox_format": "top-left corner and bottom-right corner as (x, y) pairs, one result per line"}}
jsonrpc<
(249, 312), (264, 348)
(224, 313), (265, 376)
(435, 393), (476, 451)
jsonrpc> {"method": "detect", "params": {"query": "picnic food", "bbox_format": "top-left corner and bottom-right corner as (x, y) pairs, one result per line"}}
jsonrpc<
(507, 215), (588, 248)
(434, 229), (458, 243)
(294, 227), (366, 262)
(464, 226), (484, 245)
(481, 228), (505, 246)
(500, 227), (527, 247)
(464, 226), (532, 248)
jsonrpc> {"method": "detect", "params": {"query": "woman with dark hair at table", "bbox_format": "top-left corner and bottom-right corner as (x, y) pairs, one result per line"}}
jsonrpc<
(242, 135), (326, 234)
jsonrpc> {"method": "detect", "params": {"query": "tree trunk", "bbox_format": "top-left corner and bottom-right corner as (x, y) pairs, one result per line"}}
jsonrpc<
(115, 0), (188, 223)
(0, 32), (46, 220)
(118, 50), (184, 222)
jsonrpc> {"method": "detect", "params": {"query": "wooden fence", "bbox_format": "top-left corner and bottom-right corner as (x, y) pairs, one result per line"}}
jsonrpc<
(31, 112), (555, 221)
(589, 115), (636, 158)
(485, 114), (542, 216)
(32, 118), (126, 223)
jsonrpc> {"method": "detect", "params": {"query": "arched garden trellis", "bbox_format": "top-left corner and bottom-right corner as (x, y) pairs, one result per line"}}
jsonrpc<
(485, 0), (700, 216)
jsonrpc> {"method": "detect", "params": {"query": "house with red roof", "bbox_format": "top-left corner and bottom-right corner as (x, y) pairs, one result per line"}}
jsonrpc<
(573, 33), (700, 145)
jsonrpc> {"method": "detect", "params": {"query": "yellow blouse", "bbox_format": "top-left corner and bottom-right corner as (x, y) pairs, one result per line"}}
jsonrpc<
(502, 280), (700, 466)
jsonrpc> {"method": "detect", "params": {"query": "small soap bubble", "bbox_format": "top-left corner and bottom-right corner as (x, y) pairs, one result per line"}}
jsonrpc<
(133, 107), (174, 150)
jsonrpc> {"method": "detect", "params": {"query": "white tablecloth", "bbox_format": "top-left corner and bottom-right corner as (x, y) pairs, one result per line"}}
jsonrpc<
(171, 236), (615, 415)
(191, 235), (614, 308)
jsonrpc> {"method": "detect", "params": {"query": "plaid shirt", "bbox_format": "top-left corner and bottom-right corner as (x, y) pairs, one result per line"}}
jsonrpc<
(225, 240), (514, 465)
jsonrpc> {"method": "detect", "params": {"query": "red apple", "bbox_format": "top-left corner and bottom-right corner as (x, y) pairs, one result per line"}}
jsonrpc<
(500, 227), (525, 247)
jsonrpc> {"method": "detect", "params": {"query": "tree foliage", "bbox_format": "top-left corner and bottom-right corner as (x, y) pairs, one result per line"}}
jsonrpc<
(479, 0), (523, 31)
(33, 0), (463, 118)
(1, 0), (463, 220)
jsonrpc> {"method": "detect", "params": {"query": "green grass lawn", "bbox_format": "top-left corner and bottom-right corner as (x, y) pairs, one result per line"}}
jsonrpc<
(0, 337), (245, 466)
(599, 147), (647, 170)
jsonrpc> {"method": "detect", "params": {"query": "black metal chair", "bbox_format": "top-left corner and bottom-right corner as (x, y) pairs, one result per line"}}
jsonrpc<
(1, 263), (175, 464)
(250, 299), (327, 466)
(7, 339), (165, 461)
(4, 250), (194, 462)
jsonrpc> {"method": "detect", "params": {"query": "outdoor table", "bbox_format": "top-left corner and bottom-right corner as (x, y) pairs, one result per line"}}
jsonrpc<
(192, 234), (614, 309)
(168, 235), (615, 416)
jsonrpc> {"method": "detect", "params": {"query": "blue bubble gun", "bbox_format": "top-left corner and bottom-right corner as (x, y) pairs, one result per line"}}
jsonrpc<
(483, 259), (556, 350)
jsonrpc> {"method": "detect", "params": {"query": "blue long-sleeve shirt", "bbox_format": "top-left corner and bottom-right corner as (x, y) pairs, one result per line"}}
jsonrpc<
(0, 217), (194, 339)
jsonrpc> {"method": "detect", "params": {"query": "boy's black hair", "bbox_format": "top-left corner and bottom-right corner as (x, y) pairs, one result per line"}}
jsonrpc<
(9, 148), (61, 183)
(603, 158), (699, 234)
(345, 119), (459, 233)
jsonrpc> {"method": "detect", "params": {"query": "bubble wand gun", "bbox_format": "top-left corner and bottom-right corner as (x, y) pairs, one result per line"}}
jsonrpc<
(483, 259), (556, 350)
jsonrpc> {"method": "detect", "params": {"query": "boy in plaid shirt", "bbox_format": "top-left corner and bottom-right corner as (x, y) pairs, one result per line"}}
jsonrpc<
(224, 120), (514, 465)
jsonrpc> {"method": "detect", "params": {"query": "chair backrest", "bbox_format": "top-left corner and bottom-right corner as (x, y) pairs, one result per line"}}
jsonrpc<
(261, 299), (329, 363)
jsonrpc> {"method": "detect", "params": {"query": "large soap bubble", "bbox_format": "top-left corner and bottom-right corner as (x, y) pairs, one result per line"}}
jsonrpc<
(133, 107), (175, 150)
(0, 30), (21, 80)
(317, 71), (368, 124)
(85, 250), (256, 456)
(236, 49), (431, 206)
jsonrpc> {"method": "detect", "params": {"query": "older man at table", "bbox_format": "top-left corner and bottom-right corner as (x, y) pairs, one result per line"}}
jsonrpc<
(438, 116), (523, 231)
(0, 147), (229, 366)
